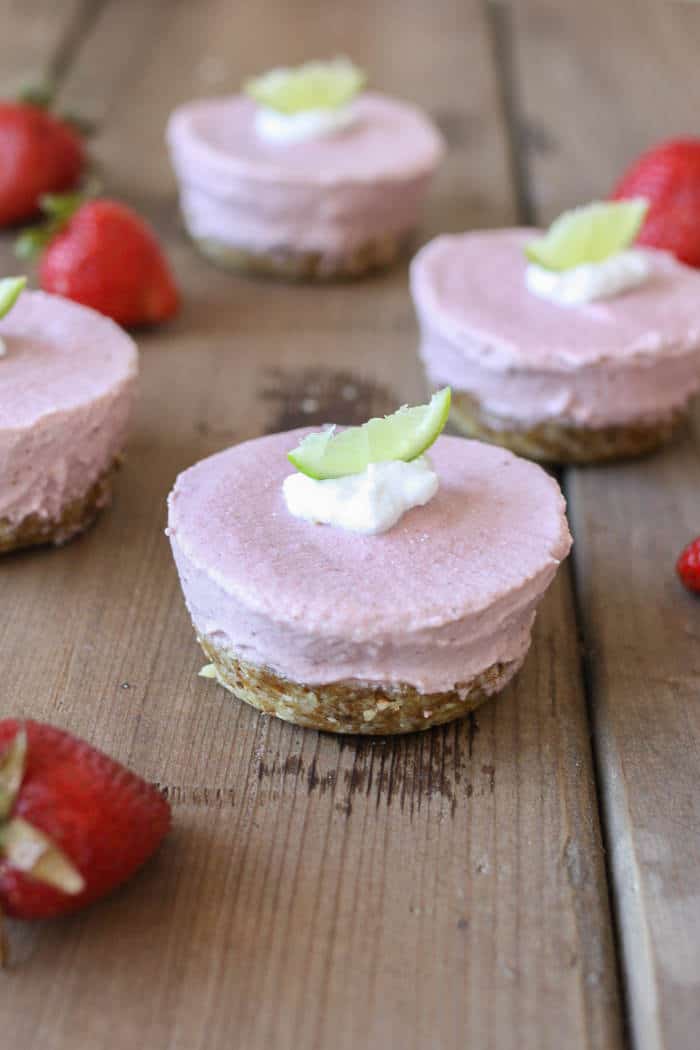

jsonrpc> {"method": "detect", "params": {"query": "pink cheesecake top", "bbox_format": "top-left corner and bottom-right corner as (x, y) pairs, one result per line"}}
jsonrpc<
(168, 431), (571, 692)
(0, 290), (137, 431)
(167, 91), (445, 186)
(412, 229), (700, 370)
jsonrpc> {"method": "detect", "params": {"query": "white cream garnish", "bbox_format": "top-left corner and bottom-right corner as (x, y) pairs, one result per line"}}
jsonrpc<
(283, 456), (438, 535)
(255, 104), (358, 144)
(525, 249), (651, 306)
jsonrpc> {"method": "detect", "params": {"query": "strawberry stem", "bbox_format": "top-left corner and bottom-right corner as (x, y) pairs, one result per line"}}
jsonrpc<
(17, 82), (94, 137)
(15, 193), (85, 260)
(15, 227), (55, 260)
(17, 81), (55, 109)
(39, 192), (84, 220)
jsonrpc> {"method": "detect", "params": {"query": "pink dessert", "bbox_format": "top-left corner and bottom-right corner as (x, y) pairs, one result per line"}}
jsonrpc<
(166, 92), (445, 277)
(0, 290), (138, 552)
(411, 229), (700, 461)
(167, 430), (571, 734)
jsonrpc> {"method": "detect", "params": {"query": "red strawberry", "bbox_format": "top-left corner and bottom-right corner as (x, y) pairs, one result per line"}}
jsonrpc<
(0, 720), (170, 943)
(21, 196), (180, 326)
(0, 102), (84, 226)
(611, 139), (700, 267)
(677, 537), (700, 594)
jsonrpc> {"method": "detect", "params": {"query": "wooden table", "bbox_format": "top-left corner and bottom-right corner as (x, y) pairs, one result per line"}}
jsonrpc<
(2, 2), (699, 1048)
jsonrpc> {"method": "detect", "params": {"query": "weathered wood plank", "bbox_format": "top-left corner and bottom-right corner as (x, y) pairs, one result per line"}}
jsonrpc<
(0, 0), (96, 97)
(1, 2), (622, 1047)
(509, 1), (700, 1046)
(507, 0), (700, 223)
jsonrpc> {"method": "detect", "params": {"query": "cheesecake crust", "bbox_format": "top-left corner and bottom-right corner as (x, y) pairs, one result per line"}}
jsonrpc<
(199, 635), (524, 735)
(0, 459), (121, 555)
(450, 391), (685, 464)
(191, 231), (403, 281)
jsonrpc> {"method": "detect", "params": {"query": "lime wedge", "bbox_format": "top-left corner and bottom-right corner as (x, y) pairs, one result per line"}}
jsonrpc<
(525, 200), (648, 272)
(245, 58), (366, 115)
(0, 276), (26, 319)
(288, 388), (451, 480)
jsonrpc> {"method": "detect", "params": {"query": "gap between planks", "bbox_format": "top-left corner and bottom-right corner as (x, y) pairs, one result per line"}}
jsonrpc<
(44, 0), (106, 88)
(490, 3), (700, 1049)
(0, 0), (105, 96)
(483, 0), (537, 226)
(482, 2), (637, 1048)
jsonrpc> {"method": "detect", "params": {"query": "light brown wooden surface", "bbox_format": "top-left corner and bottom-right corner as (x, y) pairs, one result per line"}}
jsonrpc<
(4, 5), (622, 1047)
(5, 1), (699, 1048)
(509, 2), (700, 1048)
(0, 0), (91, 96)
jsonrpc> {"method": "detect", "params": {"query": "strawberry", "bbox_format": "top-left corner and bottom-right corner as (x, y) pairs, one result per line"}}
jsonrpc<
(0, 720), (170, 952)
(0, 102), (84, 226)
(19, 196), (180, 327)
(611, 139), (700, 267)
(677, 536), (700, 594)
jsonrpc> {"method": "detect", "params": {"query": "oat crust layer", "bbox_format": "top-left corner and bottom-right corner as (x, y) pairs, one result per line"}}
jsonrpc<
(199, 636), (524, 735)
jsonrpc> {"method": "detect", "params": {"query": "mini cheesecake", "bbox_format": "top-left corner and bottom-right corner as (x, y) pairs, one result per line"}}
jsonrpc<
(167, 430), (571, 734)
(0, 291), (138, 553)
(411, 229), (700, 462)
(166, 91), (444, 280)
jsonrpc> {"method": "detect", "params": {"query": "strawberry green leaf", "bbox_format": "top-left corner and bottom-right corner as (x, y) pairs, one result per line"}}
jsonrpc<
(15, 227), (51, 260)
(15, 192), (88, 260)
(17, 81), (55, 109)
(39, 192), (84, 221)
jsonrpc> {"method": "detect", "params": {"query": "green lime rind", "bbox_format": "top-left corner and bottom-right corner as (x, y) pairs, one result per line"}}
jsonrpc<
(0, 276), (27, 320)
(244, 58), (366, 115)
(288, 387), (452, 480)
(525, 199), (649, 272)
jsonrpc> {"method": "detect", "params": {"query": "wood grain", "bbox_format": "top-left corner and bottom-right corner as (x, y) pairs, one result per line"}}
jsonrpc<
(0, 0), (96, 97)
(509, 2), (700, 1047)
(1, 1), (622, 1047)
(507, 0), (700, 222)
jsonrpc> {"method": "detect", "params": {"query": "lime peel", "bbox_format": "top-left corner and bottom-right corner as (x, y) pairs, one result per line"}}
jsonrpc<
(0, 277), (27, 321)
(288, 387), (451, 480)
(244, 58), (366, 115)
(525, 200), (649, 272)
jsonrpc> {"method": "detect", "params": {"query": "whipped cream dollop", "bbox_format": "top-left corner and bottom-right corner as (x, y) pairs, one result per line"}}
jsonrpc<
(525, 249), (651, 306)
(255, 104), (358, 144)
(283, 456), (438, 535)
